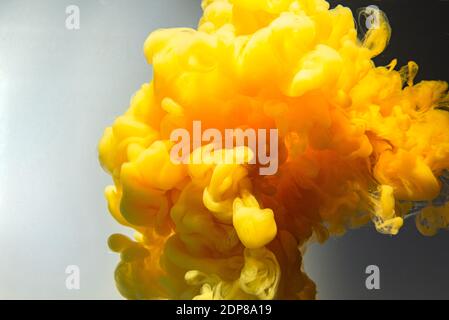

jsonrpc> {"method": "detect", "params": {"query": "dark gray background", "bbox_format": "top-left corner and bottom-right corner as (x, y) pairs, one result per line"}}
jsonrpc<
(0, 0), (447, 299)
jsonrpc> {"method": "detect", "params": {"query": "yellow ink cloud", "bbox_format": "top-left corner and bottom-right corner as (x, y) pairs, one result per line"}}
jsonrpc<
(99, 0), (449, 300)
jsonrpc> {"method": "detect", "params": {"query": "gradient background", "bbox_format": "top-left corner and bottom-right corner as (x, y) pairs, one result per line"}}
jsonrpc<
(0, 0), (448, 299)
